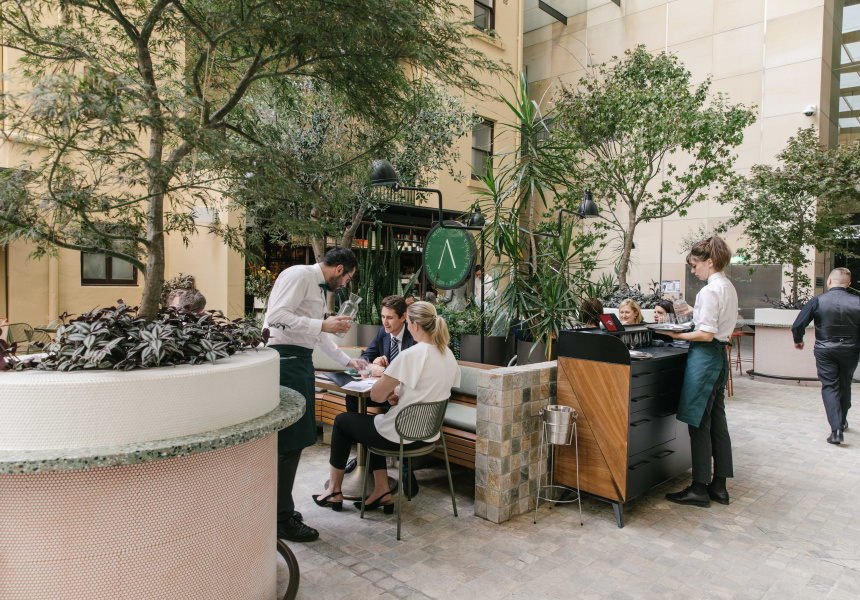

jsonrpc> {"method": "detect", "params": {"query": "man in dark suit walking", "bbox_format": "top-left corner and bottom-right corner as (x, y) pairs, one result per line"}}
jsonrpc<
(792, 267), (860, 444)
(344, 296), (417, 487)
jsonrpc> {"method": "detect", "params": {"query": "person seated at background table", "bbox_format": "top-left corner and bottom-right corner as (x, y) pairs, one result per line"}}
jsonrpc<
(579, 298), (604, 327)
(424, 291), (437, 304)
(654, 300), (676, 323)
(312, 301), (461, 513)
(342, 295), (416, 481)
(619, 298), (644, 325)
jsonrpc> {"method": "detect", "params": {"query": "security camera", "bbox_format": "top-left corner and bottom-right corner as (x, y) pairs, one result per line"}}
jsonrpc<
(803, 105), (817, 117)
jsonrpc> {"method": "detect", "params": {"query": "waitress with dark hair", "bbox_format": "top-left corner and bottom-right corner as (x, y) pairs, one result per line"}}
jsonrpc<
(661, 237), (738, 508)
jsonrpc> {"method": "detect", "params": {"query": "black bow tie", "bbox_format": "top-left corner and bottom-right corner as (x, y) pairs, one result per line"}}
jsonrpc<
(319, 282), (331, 292)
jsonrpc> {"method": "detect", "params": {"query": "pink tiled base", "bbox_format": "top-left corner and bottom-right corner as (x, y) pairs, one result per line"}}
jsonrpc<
(0, 435), (277, 599)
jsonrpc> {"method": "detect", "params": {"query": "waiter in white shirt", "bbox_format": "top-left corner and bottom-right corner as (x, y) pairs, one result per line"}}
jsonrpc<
(264, 247), (368, 543)
(473, 264), (494, 307)
(661, 237), (737, 509)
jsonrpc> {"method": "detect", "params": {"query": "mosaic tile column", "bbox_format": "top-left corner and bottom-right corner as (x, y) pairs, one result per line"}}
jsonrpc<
(474, 361), (557, 524)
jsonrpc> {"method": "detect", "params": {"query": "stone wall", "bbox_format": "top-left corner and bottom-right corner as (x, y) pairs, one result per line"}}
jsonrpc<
(474, 361), (557, 524)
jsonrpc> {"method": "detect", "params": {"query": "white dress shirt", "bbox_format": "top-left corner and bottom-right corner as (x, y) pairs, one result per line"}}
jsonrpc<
(390, 325), (405, 349)
(264, 263), (350, 366)
(693, 272), (739, 343)
(474, 274), (495, 306)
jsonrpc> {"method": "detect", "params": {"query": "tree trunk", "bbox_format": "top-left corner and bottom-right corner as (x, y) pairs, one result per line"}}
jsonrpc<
(617, 214), (638, 289)
(310, 236), (326, 263)
(340, 198), (369, 251)
(792, 266), (800, 305)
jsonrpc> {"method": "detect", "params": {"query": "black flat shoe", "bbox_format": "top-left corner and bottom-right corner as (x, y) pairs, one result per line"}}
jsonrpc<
(827, 429), (844, 444)
(665, 486), (711, 508)
(344, 457), (358, 474)
(312, 492), (343, 511)
(843, 419), (849, 431)
(355, 491), (394, 514)
(707, 485), (730, 505)
(277, 516), (319, 543)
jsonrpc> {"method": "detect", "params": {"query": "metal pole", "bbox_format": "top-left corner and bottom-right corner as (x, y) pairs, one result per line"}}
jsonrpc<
(480, 229), (485, 364)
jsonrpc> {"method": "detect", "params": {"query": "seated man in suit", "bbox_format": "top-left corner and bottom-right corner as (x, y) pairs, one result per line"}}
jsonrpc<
(344, 296), (417, 490)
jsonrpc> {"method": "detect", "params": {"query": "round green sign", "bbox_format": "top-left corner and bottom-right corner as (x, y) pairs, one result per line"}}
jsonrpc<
(423, 221), (475, 290)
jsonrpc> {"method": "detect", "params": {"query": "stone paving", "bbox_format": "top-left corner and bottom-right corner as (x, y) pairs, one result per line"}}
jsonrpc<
(286, 375), (860, 600)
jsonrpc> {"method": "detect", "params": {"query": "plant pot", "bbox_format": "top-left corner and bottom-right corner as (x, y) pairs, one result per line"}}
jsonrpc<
(253, 296), (267, 310)
(0, 349), (282, 598)
(459, 334), (515, 366)
(516, 339), (558, 365)
(356, 323), (381, 347)
(337, 323), (359, 347)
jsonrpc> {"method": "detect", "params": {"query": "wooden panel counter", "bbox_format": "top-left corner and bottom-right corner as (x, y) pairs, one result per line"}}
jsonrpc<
(554, 329), (691, 527)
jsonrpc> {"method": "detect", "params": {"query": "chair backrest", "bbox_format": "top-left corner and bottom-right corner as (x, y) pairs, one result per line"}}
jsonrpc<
(394, 399), (449, 443)
(5, 323), (33, 345)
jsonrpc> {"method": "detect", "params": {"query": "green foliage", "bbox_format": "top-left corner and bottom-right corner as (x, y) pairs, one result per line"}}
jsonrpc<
(552, 46), (757, 287)
(353, 226), (420, 325)
(0, 0), (505, 320)
(245, 266), (276, 299)
(6, 303), (263, 371)
(160, 273), (196, 308)
(436, 304), (483, 359)
(472, 75), (602, 358)
(717, 127), (860, 304)
(599, 280), (664, 309)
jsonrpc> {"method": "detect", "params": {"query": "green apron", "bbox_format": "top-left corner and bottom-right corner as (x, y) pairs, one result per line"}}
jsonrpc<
(677, 339), (730, 428)
(272, 345), (316, 453)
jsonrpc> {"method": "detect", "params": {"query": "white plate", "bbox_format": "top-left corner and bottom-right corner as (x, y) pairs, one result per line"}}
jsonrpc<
(629, 350), (653, 360)
(646, 323), (692, 331)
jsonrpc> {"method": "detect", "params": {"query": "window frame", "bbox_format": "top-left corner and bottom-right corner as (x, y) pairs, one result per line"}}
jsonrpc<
(471, 118), (495, 181)
(80, 252), (139, 286)
(473, 0), (494, 32)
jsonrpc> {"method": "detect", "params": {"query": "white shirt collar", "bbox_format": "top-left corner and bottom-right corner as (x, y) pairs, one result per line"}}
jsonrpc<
(707, 271), (727, 284)
(391, 325), (406, 344)
(313, 263), (326, 285)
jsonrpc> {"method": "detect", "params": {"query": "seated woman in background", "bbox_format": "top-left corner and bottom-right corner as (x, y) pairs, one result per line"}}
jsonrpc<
(579, 298), (604, 327)
(619, 299), (644, 325)
(654, 300), (676, 323)
(311, 301), (461, 513)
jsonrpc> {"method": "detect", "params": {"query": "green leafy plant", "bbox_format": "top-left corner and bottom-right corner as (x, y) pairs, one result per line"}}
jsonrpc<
(160, 273), (196, 308)
(355, 226), (407, 325)
(6, 302), (263, 372)
(600, 280), (664, 309)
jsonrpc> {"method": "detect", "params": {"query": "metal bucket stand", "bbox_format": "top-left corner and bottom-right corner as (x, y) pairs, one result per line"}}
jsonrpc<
(534, 405), (583, 526)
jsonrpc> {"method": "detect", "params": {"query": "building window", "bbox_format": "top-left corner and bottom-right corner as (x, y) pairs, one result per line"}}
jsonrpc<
(471, 119), (494, 180)
(474, 0), (494, 32)
(81, 252), (138, 285)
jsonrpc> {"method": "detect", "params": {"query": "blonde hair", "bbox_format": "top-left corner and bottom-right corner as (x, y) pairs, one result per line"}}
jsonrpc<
(406, 301), (450, 354)
(619, 299), (644, 324)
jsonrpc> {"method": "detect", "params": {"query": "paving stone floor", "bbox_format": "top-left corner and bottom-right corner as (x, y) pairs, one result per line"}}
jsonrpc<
(285, 374), (860, 600)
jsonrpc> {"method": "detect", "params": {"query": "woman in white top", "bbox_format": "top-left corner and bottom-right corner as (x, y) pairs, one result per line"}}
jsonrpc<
(661, 237), (738, 508)
(313, 301), (461, 512)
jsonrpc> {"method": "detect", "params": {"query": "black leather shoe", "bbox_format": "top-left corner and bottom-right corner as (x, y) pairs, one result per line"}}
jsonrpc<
(827, 429), (844, 444)
(843, 418), (849, 431)
(277, 516), (319, 543)
(707, 485), (730, 505)
(344, 457), (358, 474)
(665, 486), (711, 508)
(293, 510), (303, 522)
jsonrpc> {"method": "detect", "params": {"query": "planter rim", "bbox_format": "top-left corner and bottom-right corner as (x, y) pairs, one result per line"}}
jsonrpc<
(0, 387), (303, 475)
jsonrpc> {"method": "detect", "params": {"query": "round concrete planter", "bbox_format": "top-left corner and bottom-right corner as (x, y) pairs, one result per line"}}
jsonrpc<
(459, 334), (515, 366)
(336, 322), (359, 347)
(516, 339), (558, 365)
(0, 349), (284, 599)
(356, 323), (380, 347)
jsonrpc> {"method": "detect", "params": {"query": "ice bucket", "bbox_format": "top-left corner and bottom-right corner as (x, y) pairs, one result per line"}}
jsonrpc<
(541, 405), (576, 445)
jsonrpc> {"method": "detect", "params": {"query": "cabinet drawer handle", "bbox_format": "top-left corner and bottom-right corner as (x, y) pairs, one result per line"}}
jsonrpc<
(629, 460), (650, 470)
(655, 411), (675, 418)
(630, 418), (652, 427)
(631, 395), (653, 404)
(654, 450), (674, 459)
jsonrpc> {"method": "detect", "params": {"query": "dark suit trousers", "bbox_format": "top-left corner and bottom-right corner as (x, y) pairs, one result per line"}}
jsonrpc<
(814, 344), (859, 430)
(689, 367), (733, 484)
(277, 449), (302, 523)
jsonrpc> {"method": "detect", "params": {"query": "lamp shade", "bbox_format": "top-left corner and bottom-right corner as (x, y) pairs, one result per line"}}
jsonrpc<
(468, 206), (485, 227)
(370, 159), (399, 187)
(578, 187), (599, 218)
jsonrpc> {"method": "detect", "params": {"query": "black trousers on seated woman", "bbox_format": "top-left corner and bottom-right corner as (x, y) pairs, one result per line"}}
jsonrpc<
(330, 412), (428, 471)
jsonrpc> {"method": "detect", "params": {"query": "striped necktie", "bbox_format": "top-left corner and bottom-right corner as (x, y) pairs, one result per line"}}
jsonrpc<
(389, 337), (399, 362)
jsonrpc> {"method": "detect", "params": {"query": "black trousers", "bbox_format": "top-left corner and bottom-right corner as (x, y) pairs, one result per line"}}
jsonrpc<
(814, 344), (859, 430)
(689, 367), (733, 485)
(330, 412), (426, 473)
(277, 449), (302, 524)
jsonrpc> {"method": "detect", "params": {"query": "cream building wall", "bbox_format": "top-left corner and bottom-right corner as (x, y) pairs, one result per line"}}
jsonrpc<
(524, 0), (841, 297)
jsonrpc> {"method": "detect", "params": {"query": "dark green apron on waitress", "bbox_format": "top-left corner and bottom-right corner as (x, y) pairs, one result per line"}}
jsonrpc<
(271, 345), (317, 453)
(677, 339), (731, 427)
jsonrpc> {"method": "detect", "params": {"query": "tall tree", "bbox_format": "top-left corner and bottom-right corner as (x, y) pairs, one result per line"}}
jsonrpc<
(717, 127), (860, 304)
(0, 0), (504, 320)
(552, 46), (756, 288)
(219, 79), (479, 263)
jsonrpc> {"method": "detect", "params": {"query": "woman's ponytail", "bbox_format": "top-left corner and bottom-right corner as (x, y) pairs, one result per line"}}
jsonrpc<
(406, 302), (450, 354)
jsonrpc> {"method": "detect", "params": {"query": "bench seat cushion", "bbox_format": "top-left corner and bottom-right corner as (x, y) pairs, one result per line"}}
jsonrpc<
(443, 402), (477, 433)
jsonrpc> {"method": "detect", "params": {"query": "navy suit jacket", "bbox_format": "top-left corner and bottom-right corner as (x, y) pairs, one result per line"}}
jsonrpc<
(361, 326), (415, 363)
